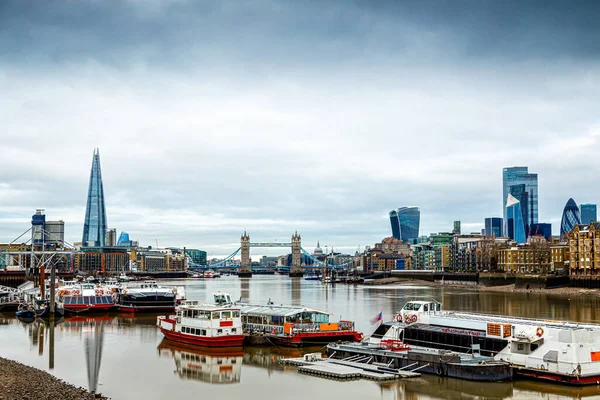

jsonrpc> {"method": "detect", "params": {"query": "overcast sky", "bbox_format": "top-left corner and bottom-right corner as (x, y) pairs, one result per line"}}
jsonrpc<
(1, 0), (599, 258)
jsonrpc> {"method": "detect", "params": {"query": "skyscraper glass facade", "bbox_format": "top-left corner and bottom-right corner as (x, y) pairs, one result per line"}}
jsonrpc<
(82, 148), (107, 247)
(484, 217), (503, 237)
(506, 194), (526, 243)
(502, 167), (538, 236)
(560, 198), (581, 238)
(528, 223), (552, 241)
(389, 207), (420, 243)
(580, 203), (597, 224)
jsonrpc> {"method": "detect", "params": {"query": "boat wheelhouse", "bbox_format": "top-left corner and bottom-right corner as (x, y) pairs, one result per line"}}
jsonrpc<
(157, 298), (244, 347)
(373, 300), (600, 386)
(59, 283), (115, 313)
(116, 280), (177, 313)
(239, 302), (362, 347)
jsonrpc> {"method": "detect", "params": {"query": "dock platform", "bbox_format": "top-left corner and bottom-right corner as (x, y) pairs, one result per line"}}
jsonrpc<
(281, 355), (421, 381)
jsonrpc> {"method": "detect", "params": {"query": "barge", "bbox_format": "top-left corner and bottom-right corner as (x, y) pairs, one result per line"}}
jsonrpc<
(238, 298), (362, 347)
(374, 299), (600, 385)
(116, 281), (177, 312)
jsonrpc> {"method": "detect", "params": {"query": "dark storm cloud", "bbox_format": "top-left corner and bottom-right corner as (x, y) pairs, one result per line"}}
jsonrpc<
(1, 1), (600, 255)
(2, 0), (599, 72)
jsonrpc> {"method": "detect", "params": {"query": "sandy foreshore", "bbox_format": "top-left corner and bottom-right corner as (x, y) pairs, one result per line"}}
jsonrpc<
(362, 277), (600, 297)
(0, 357), (109, 400)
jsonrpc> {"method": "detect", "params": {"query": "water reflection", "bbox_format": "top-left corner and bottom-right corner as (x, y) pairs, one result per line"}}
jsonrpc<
(158, 339), (242, 384)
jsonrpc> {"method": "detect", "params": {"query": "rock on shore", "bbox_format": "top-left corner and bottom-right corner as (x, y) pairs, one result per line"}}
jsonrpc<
(0, 357), (109, 400)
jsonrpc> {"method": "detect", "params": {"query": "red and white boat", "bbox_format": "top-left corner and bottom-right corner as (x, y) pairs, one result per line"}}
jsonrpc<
(157, 296), (244, 347)
(58, 283), (115, 313)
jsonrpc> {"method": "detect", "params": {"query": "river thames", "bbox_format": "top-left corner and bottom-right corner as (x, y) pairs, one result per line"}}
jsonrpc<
(2, 276), (600, 399)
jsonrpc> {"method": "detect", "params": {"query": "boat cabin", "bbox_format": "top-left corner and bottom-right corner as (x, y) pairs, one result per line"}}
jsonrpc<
(402, 301), (441, 313)
(239, 304), (350, 335)
(175, 303), (242, 337)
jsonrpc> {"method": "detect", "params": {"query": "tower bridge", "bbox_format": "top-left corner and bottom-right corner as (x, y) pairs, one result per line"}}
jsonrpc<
(189, 231), (357, 278)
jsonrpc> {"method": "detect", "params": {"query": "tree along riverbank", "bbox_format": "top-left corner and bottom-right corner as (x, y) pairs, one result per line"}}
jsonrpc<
(0, 357), (109, 400)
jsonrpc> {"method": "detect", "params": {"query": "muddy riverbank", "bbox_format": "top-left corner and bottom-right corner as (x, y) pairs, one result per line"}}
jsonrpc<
(0, 357), (109, 400)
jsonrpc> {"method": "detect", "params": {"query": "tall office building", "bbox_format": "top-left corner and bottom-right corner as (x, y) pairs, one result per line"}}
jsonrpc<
(484, 217), (503, 237)
(528, 223), (552, 241)
(580, 203), (597, 224)
(389, 207), (420, 243)
(560, 198), (581, 239)
(502, 167), (538, 236)
(506, 193), (526, 243)
(82, 148), (108, 247)
(453, 221), (461, 235)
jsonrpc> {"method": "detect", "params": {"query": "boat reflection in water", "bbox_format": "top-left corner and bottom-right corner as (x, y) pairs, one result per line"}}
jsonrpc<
(242, 346), (321, 374)
(158, 339), (242, 384)
(379, 373), (600, 399)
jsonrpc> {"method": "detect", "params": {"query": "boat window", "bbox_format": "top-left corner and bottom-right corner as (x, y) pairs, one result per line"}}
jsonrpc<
(201, 329), (206, 336)
(312, 313), (329, 323)
(423, 304), (429, 312)
(232, 310), (240, 318)
(435, 303), (441, 311)
(221, 311), (231, 319)
(84, 296), (91, 304)
(231, 328), (237, 333)
(403, 303), (414, 311)
(64, 297), (71, 305)
(212, 312), (220, 320)
(217, 329), (222, 334)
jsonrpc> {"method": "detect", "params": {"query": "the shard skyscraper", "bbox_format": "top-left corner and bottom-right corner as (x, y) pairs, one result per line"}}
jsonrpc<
(82, 148), (107, 247)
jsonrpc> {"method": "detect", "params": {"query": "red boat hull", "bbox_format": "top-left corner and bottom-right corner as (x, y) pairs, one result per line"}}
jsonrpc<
(261, 330), (362, 347)
(516, 368), (600, 386)
(160, 327), (244, 347)
(64, 304), (115, 314)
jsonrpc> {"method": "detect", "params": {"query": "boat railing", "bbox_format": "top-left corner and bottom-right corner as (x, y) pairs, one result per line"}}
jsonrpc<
(439, 310), (600, 330)
(245, 323), (285, 335)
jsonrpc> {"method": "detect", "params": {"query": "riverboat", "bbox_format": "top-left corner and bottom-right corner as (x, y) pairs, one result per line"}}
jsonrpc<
(116, 280), (177, 313)
(373, 299), (600, 385)
(239, 300), (362, 347)
(156, 299), (244, 347)
(59, 283), (115, 313)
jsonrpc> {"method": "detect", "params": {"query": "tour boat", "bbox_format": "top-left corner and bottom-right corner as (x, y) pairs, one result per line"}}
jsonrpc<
(157, 340), (243, 384)
(156, 297), (244, 347)
(59, 283), (115, 314)
(238, 299), (362, 347)
(116, 280), (177, 313)
(372, 299), (600, 385)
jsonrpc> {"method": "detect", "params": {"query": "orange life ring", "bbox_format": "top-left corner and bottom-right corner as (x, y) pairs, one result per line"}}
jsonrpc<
(404, 315), (411, 325)
(95, 289), (103, 295)
(536, 327), (544, 337)
(394, 314), (402, 323)
(411, 314), (418, 323)
(271, 327), (276, 334)
(73, 290), (80, 295)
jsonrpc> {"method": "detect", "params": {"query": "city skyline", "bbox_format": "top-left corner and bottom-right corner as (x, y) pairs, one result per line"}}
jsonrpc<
(1, 1), (600, 256)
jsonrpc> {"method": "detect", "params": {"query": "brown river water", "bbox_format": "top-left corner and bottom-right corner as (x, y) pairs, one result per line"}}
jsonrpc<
(1, 275), (600, 399)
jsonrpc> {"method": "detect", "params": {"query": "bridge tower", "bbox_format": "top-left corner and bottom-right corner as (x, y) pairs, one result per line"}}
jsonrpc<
(290, 231), (303, 277)
(239, 231), (252, 277)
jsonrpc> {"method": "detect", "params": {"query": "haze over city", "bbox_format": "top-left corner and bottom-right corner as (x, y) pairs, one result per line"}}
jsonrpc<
(1, 1), (600, 257)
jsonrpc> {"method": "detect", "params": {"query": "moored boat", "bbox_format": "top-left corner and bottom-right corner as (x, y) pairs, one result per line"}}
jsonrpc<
(116, 280), (177, 313)
(59, 283), (115, 314)
(375, 299), (600, 386)
(157, 297), (244, 347)
(238, 299), (362, 347)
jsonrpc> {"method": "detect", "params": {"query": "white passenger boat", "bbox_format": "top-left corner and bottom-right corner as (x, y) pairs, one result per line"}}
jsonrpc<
(374, 300), (600, 385)
(157, 293), (244, 347)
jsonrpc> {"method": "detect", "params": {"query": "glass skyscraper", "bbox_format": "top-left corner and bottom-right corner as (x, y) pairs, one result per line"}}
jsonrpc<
(82, 148), (107, 247)
(389, 207), (420, 243)
(580, 203), (597, 224)
(484, 217), (503, 237)
(560, 198), (581, 239)
(502, 167), (538, 236)
(506, 194), (526, 243)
